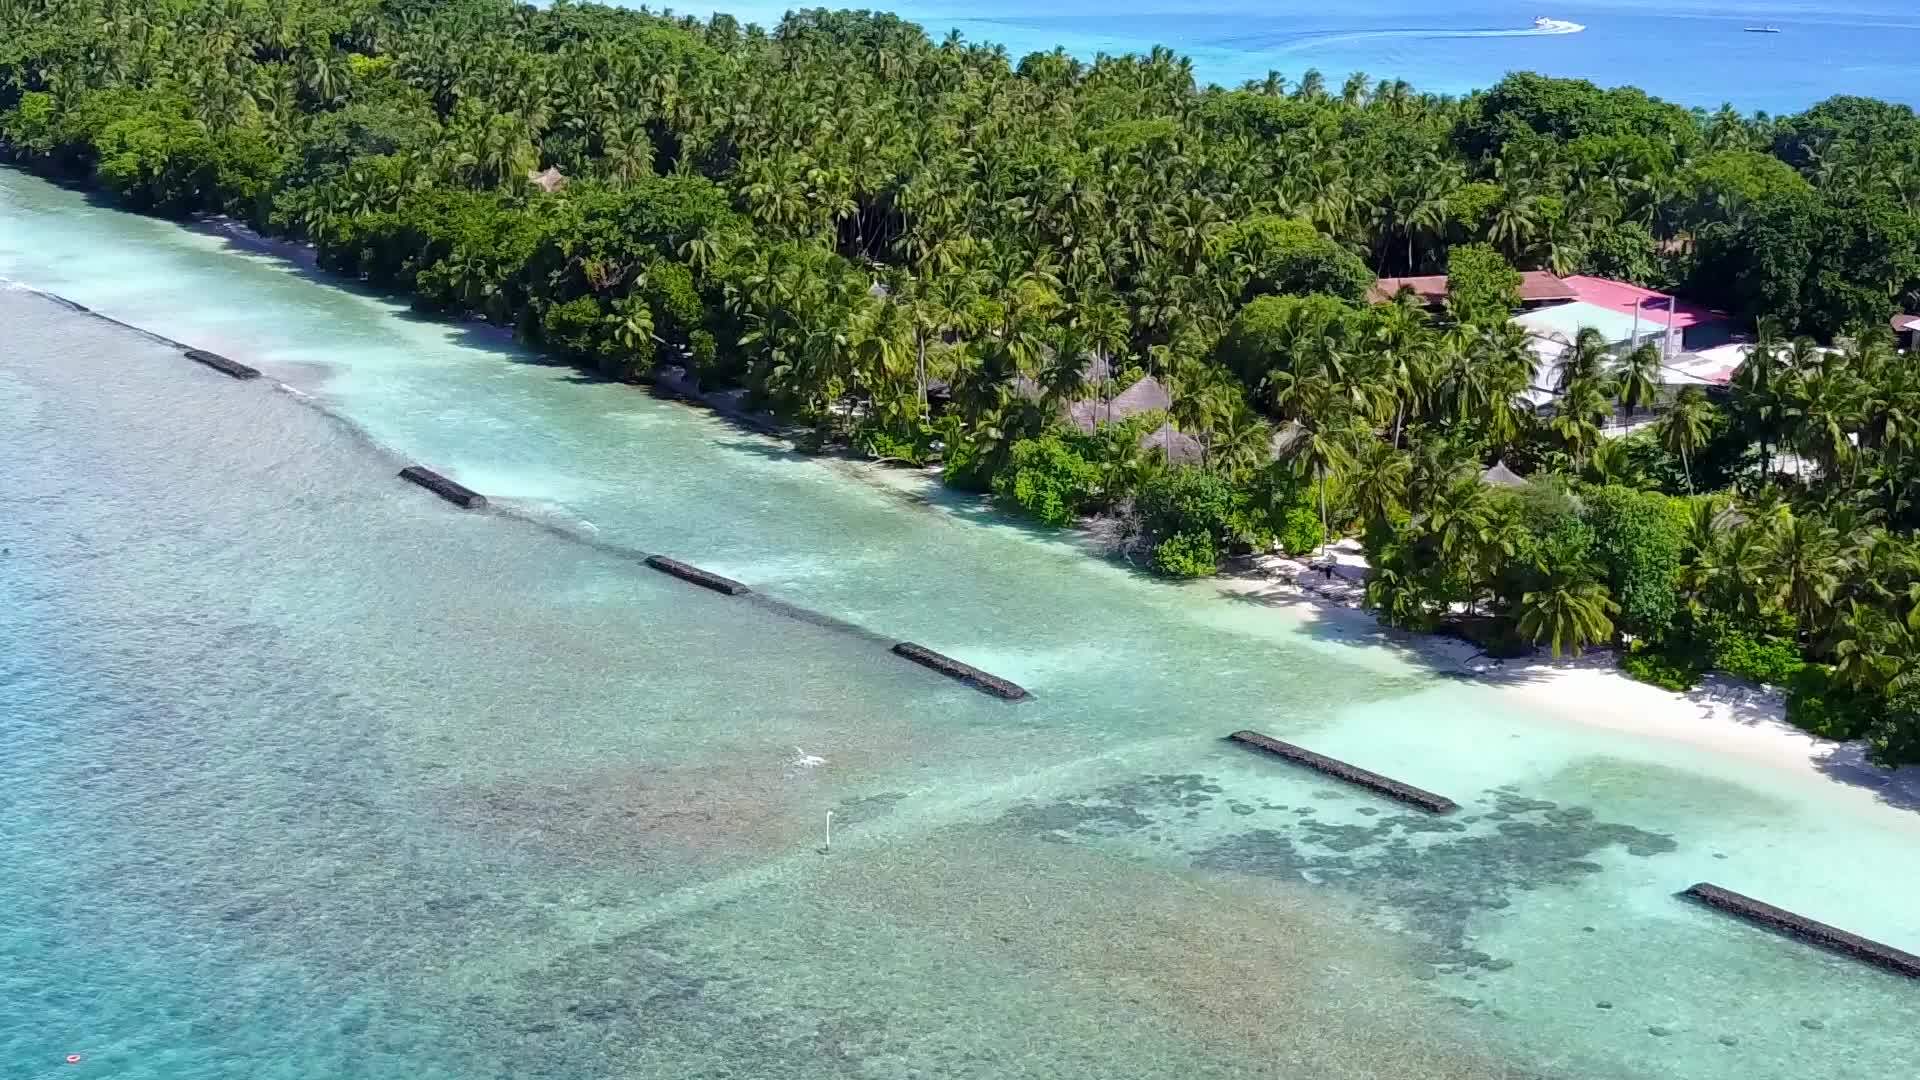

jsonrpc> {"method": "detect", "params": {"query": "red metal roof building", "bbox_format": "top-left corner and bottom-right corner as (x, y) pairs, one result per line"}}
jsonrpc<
(1559, 275), (1734, 352)
(1369, 271), (1576, 306)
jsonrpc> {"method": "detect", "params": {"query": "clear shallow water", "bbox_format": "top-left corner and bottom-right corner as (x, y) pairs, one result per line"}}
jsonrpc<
(691, 1), (1920, 114)
(3, 168), (1919, 1078)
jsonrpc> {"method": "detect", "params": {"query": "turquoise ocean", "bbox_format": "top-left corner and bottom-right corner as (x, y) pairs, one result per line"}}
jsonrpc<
(4, 142), (1920, 1079)
(696, 1), (1920, 114)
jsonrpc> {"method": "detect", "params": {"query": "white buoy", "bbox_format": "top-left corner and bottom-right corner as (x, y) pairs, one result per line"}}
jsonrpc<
(821, 810), (833, 854)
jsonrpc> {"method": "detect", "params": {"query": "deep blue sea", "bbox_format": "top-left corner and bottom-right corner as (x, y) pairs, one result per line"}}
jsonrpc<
(696, 1), (1920, 114)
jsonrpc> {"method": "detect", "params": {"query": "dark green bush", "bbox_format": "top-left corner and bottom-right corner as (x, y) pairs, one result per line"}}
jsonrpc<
(1787, 669), (1920, 766)
(1583, 484), (1685, 639)
(1136, 467), (1267, 556)
(1866, 689), (1920, 766)
(1698, 609), (1804, 686)
(1152, 531), (1218, 578)
(939, 430), (992, 493)
(1621, 639), (1703, 691)
(993, 434), (1100, 526)
(539, 296), (610, 363)
(857, 424), (931, 466)
(1277, 506), (1324, 556)
(641, 259), (704, 341)
(1784, 665), (1875, 741)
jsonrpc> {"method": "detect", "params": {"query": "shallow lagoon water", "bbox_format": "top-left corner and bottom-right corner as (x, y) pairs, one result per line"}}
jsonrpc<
(3, 169), (1918, 1078)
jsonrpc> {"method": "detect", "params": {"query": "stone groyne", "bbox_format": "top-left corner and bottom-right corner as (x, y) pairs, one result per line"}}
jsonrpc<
(1228, 730), (1458, 813)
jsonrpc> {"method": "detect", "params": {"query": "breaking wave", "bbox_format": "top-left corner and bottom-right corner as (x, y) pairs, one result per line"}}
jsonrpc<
(1265, 20), (1586, 55)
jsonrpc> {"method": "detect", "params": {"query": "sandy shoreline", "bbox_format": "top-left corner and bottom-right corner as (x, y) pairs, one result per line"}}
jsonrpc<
(1216, 553), (1920, 815)
(845, 459), (1920, 813)
(125, 219), (1920, 818)
(191, 216), (322, 270)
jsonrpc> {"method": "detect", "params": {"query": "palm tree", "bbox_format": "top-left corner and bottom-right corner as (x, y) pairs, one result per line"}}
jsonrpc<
(1781, 363), (1865, 480)
(1488, 194), (1541, 260)
(1071, 296), (1131, 424)
(1587, 437), (1644, 488)
(1731, 328), (1786, 476)
(1684, 518), (1772, 620)
(1209, 404), (1274, 485)
(1550, 376), (1613, 471)
(1553, 328), (1614, 395)
(1346, 440), (1411, 531)
(1614, 342), (1662, 421)
(1274, 382), (1356, 557)
(1658, 386), (1715, 493)
(1770, 512), (1844, 633)
(1419, 467), (1497, 610)
(1170, 362), (1240, 466)
(1832, 601), (1920, 702)
(1365, 553), (1433, 629)
(1518, 576), (1619, 656)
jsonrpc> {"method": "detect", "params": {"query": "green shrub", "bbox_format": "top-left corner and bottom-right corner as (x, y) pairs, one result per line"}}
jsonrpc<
(688, 328), (723, 381)
(1443, 243), (1521, 325)
(1136, 467), (1267, 552)
(1212, 214), (1372, 302)
(1277, 506), (1324, 556)
(1786, 669), (1920, 766)
(1784, 665), (1875, 741)
(858, 423), (930, 467)
(1708, 625), (1803, 686)
(1865, 689), (1920, 766)
(992, 434), (1100, 526)
(1620, 640), (1702, 691)
(1675, 608), (1804, 686)
(540, 296), (609, 363)
(940, 438), (992, 493)
(641, 259), (705, 340)
(1583, 485), (1685, 639)
(94, 109), (216, 215)
(1456, 616), (1534, 660)
(1152, 531), (1218, 578)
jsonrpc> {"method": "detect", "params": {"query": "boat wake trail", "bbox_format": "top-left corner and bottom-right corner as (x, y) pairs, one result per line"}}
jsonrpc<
(1263, 20), (1586, 55)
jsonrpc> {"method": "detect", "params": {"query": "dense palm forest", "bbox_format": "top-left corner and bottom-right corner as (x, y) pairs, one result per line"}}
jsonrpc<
(8, 0), (1920, 763)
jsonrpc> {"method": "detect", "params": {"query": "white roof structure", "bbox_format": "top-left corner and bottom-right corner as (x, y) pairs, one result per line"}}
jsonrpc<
(1512, 302), (1649, 404)
(1661, 342), (1747, 387)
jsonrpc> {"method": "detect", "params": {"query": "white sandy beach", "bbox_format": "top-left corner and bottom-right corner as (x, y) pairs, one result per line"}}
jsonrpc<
(843, 460), (1920, 812)
(1217, 550), (1920, 817)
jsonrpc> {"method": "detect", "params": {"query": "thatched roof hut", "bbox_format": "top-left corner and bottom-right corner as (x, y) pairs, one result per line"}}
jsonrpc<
(1012, 352), (1117, 406)
(528, 166), (569, 193)
(1139, 425), (1204, 465)
(1065, 373), (1169, 433)
(1480, 460), (1528, 488)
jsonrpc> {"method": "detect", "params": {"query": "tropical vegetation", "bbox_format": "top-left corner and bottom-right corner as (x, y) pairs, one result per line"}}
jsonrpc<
(6, 0), (1920, 761)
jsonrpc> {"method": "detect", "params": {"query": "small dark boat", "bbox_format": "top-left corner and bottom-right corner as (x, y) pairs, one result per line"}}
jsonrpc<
(1743, 26), (1782, 33)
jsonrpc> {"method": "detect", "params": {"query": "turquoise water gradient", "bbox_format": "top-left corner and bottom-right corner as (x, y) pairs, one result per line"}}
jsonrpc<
(689, 1), (1920, 113)
(4, 168), (1919, 1077)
